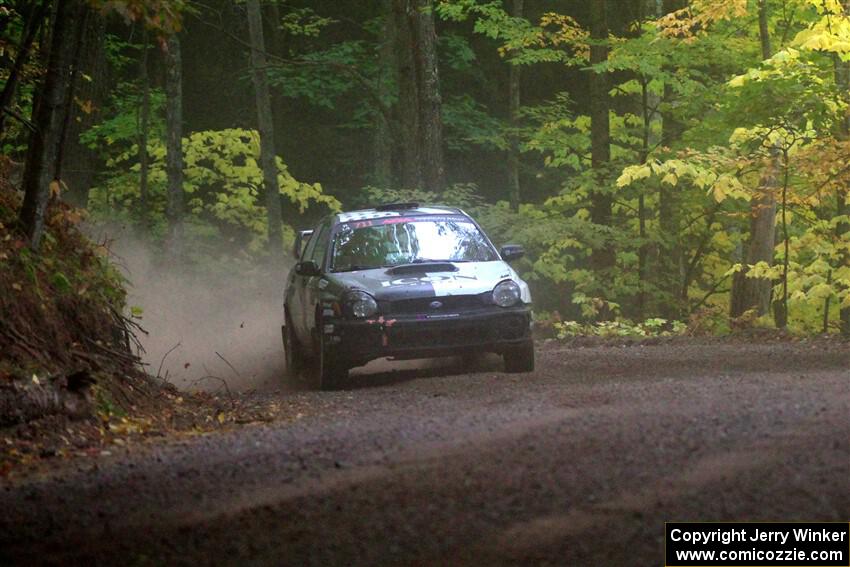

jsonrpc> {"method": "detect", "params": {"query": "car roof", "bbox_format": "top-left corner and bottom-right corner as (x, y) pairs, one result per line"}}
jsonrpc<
(334, 204), (465, 225)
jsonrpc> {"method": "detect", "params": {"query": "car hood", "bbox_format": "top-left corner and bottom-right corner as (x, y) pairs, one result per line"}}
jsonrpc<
(326, 261), (532, 303)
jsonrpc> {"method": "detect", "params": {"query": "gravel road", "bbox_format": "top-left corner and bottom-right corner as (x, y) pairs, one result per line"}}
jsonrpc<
(1, 340), (848, 566)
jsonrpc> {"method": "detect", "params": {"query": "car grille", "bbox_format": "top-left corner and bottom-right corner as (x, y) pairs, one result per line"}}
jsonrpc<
(386, 294), (485, 315)
(386, 314), (528, 349)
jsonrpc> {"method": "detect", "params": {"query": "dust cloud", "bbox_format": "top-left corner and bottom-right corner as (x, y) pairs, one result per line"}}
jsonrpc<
(98, 227), (290, 392)
(94, 226), (497, 392)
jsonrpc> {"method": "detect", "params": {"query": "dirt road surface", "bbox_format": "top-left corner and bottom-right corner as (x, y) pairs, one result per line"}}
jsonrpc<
(1, 340), (848, 565)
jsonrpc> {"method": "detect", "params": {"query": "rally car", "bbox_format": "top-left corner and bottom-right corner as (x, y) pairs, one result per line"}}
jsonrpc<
(282, 203), (534, 389)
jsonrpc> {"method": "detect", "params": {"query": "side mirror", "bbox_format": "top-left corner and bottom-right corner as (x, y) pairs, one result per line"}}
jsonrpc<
(296, 260), (321, 277)
(500, 244), (525, 262)
(293, 229), (314, 259)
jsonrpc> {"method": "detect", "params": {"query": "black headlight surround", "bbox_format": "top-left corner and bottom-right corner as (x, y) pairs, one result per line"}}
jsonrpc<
(343, 289), (379, 319)
(492, 279), (522, 308)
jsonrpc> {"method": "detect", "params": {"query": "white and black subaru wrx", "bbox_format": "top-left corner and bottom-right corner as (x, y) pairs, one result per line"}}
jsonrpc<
(282, 203), (534, 389)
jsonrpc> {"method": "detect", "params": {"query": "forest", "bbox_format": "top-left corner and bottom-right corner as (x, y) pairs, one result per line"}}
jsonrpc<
(2, 2), (850, 562)
(2, 0), (850, 338)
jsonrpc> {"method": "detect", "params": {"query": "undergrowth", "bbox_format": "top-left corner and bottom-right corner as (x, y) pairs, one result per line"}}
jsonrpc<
(0, 159), (132, 381)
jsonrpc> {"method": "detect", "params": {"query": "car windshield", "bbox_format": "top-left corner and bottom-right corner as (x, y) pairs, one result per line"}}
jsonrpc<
(331, 216), (498, 272)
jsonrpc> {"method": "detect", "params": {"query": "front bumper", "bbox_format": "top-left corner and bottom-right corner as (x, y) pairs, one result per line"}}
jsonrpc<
(325, 306), (532, 367)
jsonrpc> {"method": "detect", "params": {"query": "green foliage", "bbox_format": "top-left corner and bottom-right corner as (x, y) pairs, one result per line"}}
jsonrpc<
(268, 41), (372, 109)
(553, 318), (687, 339)
(278, 7), (336, 37)
(87, 127), (339, 257)
(81, 82), (166, 150)
(54, 0), (850, 336)
(355, 184), (485, 210)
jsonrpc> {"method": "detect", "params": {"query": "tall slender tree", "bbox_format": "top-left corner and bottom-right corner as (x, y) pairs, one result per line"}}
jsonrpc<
(247, 0), (284, 259)
(588, 0), (614, 280)
(730, 0), (778, 320)
(394, 0), (423, 190)
(138, 26), (151, 217)
(60, 7), (105, 208)
(164, 33), (184, 256)
(0, 0), (50, 137)
(835, 0), (850, 336)
(658, 0), (686, 318)
(393, 0), (445, 192)
(413, 0), (445, 193)
(507, 0), (523, 212)
(18, 0), (82, 249)
(374, 0), (396, 188)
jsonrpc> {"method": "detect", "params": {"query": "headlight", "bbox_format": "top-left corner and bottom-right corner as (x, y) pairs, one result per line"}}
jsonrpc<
(492, 280), (521, 307)
(346, 290), (378, 318)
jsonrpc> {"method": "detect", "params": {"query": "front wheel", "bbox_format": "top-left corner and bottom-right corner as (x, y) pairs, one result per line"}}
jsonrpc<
(307, 331), (349, 390)
(503, 340), (535, 373)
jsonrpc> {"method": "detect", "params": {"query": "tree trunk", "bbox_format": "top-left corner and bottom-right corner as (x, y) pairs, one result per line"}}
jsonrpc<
(730, 147), (780, 319)
(60, 7), (104, 209)
(507, 0), (523, 212)
(393, 0), (445, 192)
(835, 0), (850, 336)
(729, 0), (778, 320)
(265, 1), (284, 56)
(658, 0), (685, 319)
(247, 0), (284, 259)
(0, 0), (49, 137)
(588, 0), (614, 278)
(757, 0), (772, 61)
(138, 26), (151, 217)
(773, 149), (790, 328)
(374, 0), (396, 188)
(164, 33), (184, 257)
(393, 0), (423, 190)
(18, 0), (80, 250)
(412, 0), (445, 193)
(837, 183), (849, 336)
(53, 4), (88, 185)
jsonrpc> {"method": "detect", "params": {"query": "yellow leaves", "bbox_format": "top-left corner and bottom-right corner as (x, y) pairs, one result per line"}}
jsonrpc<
(806, 0), (846, 15)
(617, 155), (750, 204)
(536, 12), (589, 59)
(616, 164), (652, 187)
(661, 173), (678, 186)
(656, 0), (748, 41)
(711, 174), (746, 202)
(76, 98), (94, 115)
(729, 49), (802, 89)
(794, 26), (850, 55)
(728, 74), (747, 88)
(792, 9), (850, 58)
(49, 180), (62, 199)
(807, 283), (835, 300)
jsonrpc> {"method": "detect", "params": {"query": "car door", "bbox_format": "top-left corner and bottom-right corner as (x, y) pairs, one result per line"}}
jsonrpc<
(289, 223), (323, 344)
(300, 222), (331, 350)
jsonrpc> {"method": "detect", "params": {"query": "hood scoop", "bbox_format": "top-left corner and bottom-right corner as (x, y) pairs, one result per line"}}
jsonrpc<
(386, 262), (458, 275)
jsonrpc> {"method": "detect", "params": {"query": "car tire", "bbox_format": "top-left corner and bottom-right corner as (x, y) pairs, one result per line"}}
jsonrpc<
(283, 314), (304, 380)
(504, 339), (535, 373)
(308, 330), (348, 391)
